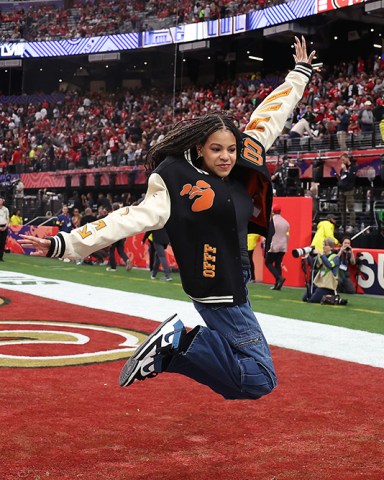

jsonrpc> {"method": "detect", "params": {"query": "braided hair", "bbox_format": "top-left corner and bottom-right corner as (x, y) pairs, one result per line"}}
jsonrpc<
(145, 112), (242, 175)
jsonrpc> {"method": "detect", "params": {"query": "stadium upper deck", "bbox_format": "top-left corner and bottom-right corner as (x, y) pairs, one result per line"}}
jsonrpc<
(0, 0), (287, 42)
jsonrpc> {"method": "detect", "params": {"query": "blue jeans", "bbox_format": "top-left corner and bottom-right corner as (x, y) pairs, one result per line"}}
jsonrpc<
(167, 270), (277, 400)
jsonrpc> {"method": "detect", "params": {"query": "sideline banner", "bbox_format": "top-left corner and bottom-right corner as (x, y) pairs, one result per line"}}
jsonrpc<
(354, 248), (384, 296)
(8, 224), (383, 294)
(123, 233), (178, 271)
(7, 225), (58, 254)
(266, 148), (384, 179)
(18, 167), (147, 189)
(9, 227), (177, 271)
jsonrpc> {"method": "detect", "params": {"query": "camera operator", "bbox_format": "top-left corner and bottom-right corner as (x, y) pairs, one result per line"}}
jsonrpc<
(337, 236), (356, 294)
(303, 238), (340, 303)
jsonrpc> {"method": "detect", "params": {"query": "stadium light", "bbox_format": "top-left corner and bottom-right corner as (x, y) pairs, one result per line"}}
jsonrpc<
(248, 55), (263, 62)
(373, 44), (382, 49)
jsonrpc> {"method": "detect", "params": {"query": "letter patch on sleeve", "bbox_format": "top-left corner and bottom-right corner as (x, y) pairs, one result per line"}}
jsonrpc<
(77, 219), (107, 240)
(241, 137), (264, 166)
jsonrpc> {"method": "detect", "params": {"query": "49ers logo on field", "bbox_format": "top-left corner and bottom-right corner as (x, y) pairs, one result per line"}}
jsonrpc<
(0, 296), (11, 307)
(0, 320), (147, 368)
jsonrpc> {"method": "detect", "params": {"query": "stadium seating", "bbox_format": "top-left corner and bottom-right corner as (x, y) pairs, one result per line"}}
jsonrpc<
(0, 0), (287, 42)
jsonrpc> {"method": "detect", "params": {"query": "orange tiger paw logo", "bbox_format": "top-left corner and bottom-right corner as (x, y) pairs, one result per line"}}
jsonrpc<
(180, 180), (215, 212)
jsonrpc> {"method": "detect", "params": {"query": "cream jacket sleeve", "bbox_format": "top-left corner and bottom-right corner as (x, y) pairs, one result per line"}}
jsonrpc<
(244, 63), (312, 151)
(47, 173), (170, 260)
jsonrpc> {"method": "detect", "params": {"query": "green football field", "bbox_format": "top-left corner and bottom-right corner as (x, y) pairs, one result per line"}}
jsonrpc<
(1, 252), (383, 335)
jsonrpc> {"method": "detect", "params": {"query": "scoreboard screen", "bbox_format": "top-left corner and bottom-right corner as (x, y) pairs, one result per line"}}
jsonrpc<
(316, 0), (366, 13)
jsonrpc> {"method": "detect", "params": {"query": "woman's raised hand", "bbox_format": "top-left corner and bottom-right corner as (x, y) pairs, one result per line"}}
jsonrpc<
(293, 36), (316, 65)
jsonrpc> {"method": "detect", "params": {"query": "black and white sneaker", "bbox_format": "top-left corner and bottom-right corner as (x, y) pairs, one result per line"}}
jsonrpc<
(119, 314), (185, 387)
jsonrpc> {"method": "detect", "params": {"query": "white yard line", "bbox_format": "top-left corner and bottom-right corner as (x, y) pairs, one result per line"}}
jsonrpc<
(0, 271), (383, 369)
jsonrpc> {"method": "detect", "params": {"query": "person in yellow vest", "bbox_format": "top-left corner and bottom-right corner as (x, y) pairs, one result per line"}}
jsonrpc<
(28, 147), (36, 166)
(247, 233), (260, 283)
(10, 209), (23, 226)
(311, 214), (339, 253)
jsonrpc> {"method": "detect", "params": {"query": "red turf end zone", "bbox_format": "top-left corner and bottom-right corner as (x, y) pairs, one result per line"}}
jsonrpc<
(0, 288), (383, 480)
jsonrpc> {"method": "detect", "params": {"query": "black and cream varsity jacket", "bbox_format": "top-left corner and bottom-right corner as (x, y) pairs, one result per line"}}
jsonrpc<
(47, 63), (312, 305)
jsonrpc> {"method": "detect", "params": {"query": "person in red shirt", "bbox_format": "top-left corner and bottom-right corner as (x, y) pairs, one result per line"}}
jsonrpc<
(109, 133), (120, 166)
(328, 86), (341, 101)
(357, 57), (365, 74)
(348, 113), (361, 136)
(11, 146), (23, 174)
(257, 83), (271, 100)
(0, 157), (7, 173)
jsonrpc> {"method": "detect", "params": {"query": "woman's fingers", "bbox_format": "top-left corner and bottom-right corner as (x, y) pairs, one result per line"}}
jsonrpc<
(293, 36), (316, 64)
(308, 50), (316, 64)
(18, 234), (50, 254)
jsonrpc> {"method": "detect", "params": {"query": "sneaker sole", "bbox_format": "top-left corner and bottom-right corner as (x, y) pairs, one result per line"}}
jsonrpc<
(119, 313), (178, 387)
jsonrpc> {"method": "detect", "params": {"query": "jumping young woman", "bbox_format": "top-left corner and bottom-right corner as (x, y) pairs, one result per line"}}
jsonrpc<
(19, 37), (315, 400)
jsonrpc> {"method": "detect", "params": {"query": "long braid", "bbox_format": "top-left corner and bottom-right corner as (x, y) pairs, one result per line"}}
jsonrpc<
(145, 112), (242, 175)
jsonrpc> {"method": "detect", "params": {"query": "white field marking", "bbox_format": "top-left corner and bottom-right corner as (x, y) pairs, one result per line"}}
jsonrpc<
(0, 271), (383, 369)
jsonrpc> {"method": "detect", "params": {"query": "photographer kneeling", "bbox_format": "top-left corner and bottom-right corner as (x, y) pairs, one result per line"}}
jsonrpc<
(337, 237), (356, 294)
(303, 238), (342, 304)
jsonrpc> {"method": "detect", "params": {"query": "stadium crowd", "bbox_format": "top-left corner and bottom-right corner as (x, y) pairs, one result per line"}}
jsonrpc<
(0, 0), (288, 42)
(0, 53), (384, 176)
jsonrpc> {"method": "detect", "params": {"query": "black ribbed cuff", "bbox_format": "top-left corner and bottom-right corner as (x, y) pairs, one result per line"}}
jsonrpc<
(294, 62), (313, 80)
(46, 233), (66, 258)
